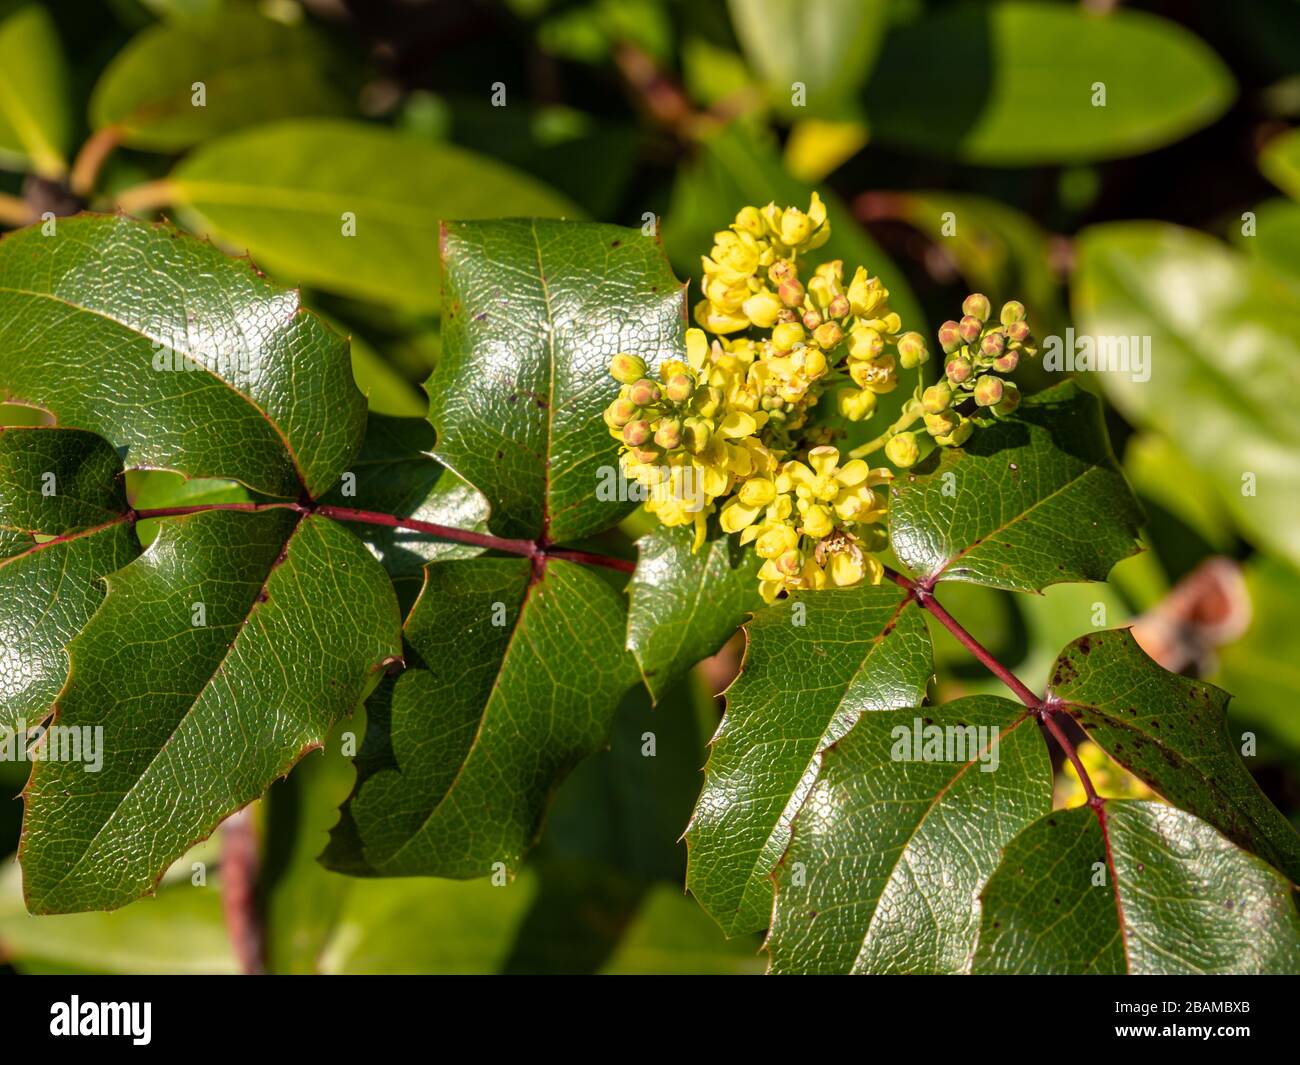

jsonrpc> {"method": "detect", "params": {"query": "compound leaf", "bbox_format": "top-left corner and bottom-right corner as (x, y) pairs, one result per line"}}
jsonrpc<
(1049, 627), (1300, 884)
(21, 508), (402, 914)
(974, 801), (1300, 974)
(768, 696), (1051, 974)
(685, 583), (933, 935)
(326, 557), (637, 879)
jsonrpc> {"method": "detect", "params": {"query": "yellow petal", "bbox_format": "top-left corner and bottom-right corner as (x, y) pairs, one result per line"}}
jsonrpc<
(807, 445), (839, 476)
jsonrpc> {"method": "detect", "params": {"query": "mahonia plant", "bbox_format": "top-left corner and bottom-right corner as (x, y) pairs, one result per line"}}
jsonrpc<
(1, 202), (1297, 977)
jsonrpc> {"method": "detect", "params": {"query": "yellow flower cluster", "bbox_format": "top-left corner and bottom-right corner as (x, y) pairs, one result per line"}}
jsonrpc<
(604, 195), (920, 602)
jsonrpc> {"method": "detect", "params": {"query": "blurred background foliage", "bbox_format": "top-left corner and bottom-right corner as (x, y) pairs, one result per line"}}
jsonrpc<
(0, 0), (1297, 973)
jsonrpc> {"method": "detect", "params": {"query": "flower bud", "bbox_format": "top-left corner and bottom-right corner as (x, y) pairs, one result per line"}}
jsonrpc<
(778, 278), (806, 308)
(779, 207), (811, 247)
(827, 294), (850, 320)
(897, 331), (928, 369)
(999, 300), (1025, 326)
(885, 432), (921, 468)
(992, 350), (1019, 374)
(604, 397), (639, 429)
(622, 419), (652, 446)
(992, 381), (1021, 418)
(664, 372), (694, 403)
(802, 307), (823, 330)
(962, 293), (991, 322)
(654, 417), (683, 450)
(980, 331), (1005, 358)
(848, 326), (884, 361)
(939, 416), (974, 447)
(958, 315), (983, 343)
(924, 410), (959, 438)
(628, 378), (662, 408)
(1006, 320), (1032, 344)
(772, 322), (805, 351)
(629, 444), (661, 464)
(837, 387), (877, 422)
(973, 375), (1004, 407)
(768, 259), (795, 284)
(813, 321), (843, 349)
(610, 352), (648, 384)
(945, 356), (973, 384)
(937, 320), (963, 354)
(922, 381), (953, 413)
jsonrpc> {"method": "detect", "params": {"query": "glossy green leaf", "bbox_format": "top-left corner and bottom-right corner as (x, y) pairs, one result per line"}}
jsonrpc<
(974, 801), (1300, 974)
(728, 0), (887, 118)
(0, 5), (71, 177)
(1073, 222), (1300, 569)
(169, 120), (581, 311)
(1048, 627), (1300, 884)
(768, 696), (1051, 973)
(21, 508), (402, 913)
(89, 9), (354, 151)
(326, 557), (636, 879)
(317, 414), (489, 610)
(626, 525), (762, 702)
(432, 218), (685, 542)
(0, 214), (364, 499)
(0, 427), (139, 736)
(686, 583), (933, 935)
(889, 381), (1143, 592)
(865, 2), (1234, 164)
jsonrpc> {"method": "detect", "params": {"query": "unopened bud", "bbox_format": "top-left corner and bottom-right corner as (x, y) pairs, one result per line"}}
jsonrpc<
(610, 352), (648, 384)
(992, 381), (1021, 418)
(999, 300), (1025, 326)
(924, 410), (959, 437)
(813, 321), (843, 349)
(735, 205), (764, 236)
(897, 331), (928, 369)
(962, 293), (991, 322)
(654, 418), (683, 450)
(827, 294), (850, 320)
(622, 419), (652, 446)
(922, 382), (953, 413)
(958, 315), (982, 343)
(604, 397), (639, 429)
(802, 307), (823, 330)
(628, 378), (661, 407)
(1006, 320), (1032, 344)
(778, 278), (806, 307)
(629, 444), (661, 464)
(941, 416), (974, 447)
(938, 320), (963, 354)
(743, 289), (783, 328)
(885, 432), (921, 468)
(768, 259), (795, 284)
(945, 356), (973, 384)
(973, 375), (1004, 407)
(992, 350), (1019, 374)
(664, 372), (694, 403)
(980, 331), (1005, 358)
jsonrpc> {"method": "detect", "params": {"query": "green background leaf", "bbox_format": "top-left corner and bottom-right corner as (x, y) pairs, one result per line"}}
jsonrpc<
(865, 2), (1234, 164)
(0, 4), (71, 177)
(169, 120), (581, 311)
